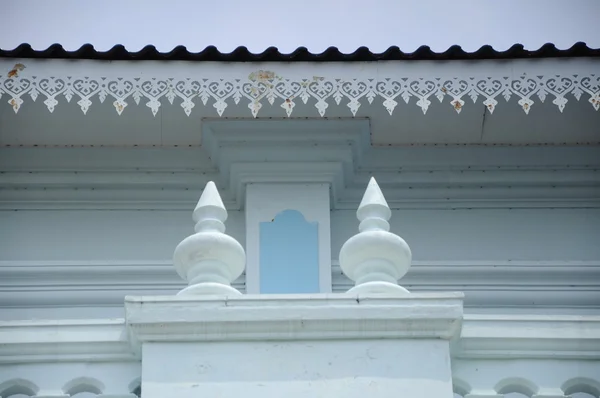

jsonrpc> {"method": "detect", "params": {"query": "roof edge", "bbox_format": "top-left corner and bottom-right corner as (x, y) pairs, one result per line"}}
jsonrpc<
(1, 42), (599, 62)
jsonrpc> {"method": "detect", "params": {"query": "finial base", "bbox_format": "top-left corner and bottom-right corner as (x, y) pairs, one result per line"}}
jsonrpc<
(177, 282), (242, 296)
(347, 281), (410, 296)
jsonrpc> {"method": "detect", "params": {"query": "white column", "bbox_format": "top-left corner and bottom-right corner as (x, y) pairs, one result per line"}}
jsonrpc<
(245, 182), (332, 294)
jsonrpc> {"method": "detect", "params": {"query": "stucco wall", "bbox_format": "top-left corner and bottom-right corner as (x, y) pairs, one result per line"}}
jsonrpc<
(1, 145), (599, 320)
(2, 207), (599, 262)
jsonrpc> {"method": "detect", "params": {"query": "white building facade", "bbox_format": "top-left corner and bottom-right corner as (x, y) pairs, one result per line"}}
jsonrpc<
(0, 43), (599, 398)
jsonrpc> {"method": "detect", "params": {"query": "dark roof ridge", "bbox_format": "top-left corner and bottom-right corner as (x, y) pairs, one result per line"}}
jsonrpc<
(1, 42), (598, 62)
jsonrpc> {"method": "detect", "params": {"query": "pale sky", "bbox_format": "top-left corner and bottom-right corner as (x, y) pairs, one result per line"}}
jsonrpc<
(1, 0), (599, 53)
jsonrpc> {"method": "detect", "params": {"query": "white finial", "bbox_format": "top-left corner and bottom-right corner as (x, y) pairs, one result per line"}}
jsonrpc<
(339, 177), (412, 295)
(173, 181), (246, 296)
(193, 181), (227, 233)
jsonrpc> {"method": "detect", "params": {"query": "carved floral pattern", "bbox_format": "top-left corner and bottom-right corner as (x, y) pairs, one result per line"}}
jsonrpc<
(1, 70), (598, 116)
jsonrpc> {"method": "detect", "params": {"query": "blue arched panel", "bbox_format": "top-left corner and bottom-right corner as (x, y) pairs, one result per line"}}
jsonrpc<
(259, 209), (320, 294)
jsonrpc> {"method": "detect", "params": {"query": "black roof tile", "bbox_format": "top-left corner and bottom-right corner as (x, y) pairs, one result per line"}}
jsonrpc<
(1, 42), (598, 62)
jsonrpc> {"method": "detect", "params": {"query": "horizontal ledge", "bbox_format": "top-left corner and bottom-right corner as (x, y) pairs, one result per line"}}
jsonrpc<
(2, 260), (599, 308)
(3, 259), (598, 278)
(1, 198), (599, 211)
(125, 293), (464, 343)
(2, 311), (599, 363)
(453, 314), (600, 359)
(1, 168), (598, 188)
(124, 291), (464, 306)
(3, 259), (598, 284)
(0, 318), (136, 364)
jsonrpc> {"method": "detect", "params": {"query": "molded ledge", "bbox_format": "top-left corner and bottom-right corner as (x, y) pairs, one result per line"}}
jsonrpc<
(124, 293), (464, 350)
(0, 319), (136, 364)
(453, 314), (600, 359)
(4, 310), (599, 364)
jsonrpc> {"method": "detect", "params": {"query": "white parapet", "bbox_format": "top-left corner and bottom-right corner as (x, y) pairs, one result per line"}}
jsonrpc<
(125, 292), (463, 398)
(339, 177), (413, 294)
(172, 181), (246, 296)
(4, 313), (600, 397)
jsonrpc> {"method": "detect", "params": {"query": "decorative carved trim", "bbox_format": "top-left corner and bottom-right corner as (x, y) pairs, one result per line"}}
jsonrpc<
(1, 59), (598, 116)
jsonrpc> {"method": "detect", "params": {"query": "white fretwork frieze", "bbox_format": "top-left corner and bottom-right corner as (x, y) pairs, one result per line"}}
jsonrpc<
(1, 59), (599, 117)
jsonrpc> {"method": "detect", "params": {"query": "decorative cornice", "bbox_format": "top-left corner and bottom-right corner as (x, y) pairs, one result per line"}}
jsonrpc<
(454, 314), (600, 359)
(202, 118), (370, 209)
(1, 162), (598, 211)
(1, 143), (598, 210)
(0, 319), (136, 364)
(334, 261), (600, 309)
(2, 260), (599, 309)
(229, 162), (345, 208)
(2, 312), (599, 364)
(124, 293), (464, 348)
(1, 57), (598, 116)
(202, 119), (369, 173)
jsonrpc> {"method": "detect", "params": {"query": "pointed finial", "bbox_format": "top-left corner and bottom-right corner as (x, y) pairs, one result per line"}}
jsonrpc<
(193, 181), (227, 233)
(357, 177), (392, 232)
(339, 177), (412, 295)
(173, 181), (246, 296)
